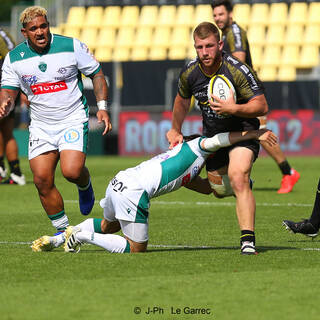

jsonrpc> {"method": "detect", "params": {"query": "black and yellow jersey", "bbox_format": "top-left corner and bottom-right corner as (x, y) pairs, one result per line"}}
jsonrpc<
(178, 52), (264, 137)
(222, 22), (252, 68)
(0, 28), (15, 60)
(0, 28), (15, 82)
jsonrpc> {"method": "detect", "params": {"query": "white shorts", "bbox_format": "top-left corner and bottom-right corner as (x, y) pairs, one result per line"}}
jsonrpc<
(28, 121), (89, 160)
(99, 172), (150, 243)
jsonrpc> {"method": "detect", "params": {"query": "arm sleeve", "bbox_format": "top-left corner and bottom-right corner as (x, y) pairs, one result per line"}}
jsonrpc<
(1, 53), (20, 89)
(73, 38), (100, 77)
(202, 133), (231, 152)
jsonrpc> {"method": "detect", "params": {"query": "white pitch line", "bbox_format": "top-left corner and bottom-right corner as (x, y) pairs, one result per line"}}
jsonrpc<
(64, 200), (312, 208)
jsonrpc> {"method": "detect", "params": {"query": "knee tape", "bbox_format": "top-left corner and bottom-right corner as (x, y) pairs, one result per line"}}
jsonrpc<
(208, 174), (234, 197)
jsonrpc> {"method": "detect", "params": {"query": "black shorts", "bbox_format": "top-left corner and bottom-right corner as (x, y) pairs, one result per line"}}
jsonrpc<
(206, 139), (260, 172)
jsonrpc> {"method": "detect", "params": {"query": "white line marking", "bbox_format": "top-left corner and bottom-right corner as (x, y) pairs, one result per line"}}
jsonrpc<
(64, 200), (312, 208)
(0, 241), (319, 251)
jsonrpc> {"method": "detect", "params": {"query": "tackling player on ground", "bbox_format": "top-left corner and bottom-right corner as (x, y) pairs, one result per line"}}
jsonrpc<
(31, 129), (277, 255)
(0, 6), (111, 233)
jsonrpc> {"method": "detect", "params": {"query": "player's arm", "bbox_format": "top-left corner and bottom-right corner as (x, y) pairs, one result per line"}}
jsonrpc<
(201, 129), (277, 152)
(0, 88), (18, 118)
(210, 92), (268, 118)
(166, 94), (190, 149)
(91, 69), (112, 135)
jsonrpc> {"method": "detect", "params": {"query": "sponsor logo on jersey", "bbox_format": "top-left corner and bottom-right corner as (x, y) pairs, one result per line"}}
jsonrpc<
(38, 62), (47, 72)
(192, 166), (200, 176)
(64, 129), (80, 143)
(240, 65), (249, 74)
(30, 80), (68, 95)
(22, 75), (37, 86)
(57, 67), (67, 74)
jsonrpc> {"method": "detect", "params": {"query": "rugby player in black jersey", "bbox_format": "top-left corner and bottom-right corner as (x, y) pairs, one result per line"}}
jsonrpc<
(0, 27), (26, 185)
(167, 22), (268, 254)
(212, 0), (300, 194)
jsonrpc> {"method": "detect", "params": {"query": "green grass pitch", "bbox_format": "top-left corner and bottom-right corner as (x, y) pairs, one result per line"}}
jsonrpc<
(1, 155), (320, 320)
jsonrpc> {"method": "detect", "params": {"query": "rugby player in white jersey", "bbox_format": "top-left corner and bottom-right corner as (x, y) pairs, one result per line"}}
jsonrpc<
(0, 6), (111, 234)
(31, 129), (276, 255)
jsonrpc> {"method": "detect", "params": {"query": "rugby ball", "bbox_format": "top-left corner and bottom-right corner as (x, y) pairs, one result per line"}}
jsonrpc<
(207, 74), (237, 102)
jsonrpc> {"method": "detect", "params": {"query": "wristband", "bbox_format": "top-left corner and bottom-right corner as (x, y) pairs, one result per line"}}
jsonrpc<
(97, 100), (108, 111)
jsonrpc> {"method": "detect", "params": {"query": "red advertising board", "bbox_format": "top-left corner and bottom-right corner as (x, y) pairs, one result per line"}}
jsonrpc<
(119, 110), (320, 156)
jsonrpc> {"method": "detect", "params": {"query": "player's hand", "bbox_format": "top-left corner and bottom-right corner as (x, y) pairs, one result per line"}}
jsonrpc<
(166, 128), (183, 149)
(97, 110), (112, 135)
(256, 129), (278, 147)
(0, 96), (14, 118)
(209, 89), (236, 116)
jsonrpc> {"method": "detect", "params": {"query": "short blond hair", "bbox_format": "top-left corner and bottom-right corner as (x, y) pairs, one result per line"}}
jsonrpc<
(20, 6), (48, 27)
(193, 22), (221, 41)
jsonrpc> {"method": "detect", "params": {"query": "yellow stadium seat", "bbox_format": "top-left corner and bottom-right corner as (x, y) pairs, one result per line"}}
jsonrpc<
(288, 2), (308, 25)
(158, 5), (177, 27)
(96, 27), (116, 49)
(134, 27), (153, 48)
(299, 45), (319, 68)
(112, 47), (131, 61)
(139, 5), (158, 27)
(308, 2), (320, 26)
(176, 5), (195, 27)
(250, 3), (269, 26)
(285, 25), (304, 46)
(269, 3), (288, 26)
(278, 66), (296, 81)
(63, 27), (80, 39)
(170, 26), (191, 48)
(149, 47), (167, 60)
(80, 28), (98, 50)
(120, 6), (140, 27)
(152, 26), (171, 48)
(94, 47), (112, 62)
(233, 4), (251, 29)
(84, 6), (103, 28)
(265, 25), (285, 46)
(304, 25), (320, 45)
(101, 6), (121, 28)
(262, 45), (281, 67)
(250, 45), (263, 69)
(168, 47), (187, 60)
(259, 66), (277, 81)
(66, 7), (86, 28)
(115, 26), (135, 48)
(281, 45), (300, 67)
(194, 4), (213, 26)
(247, 25), (266, 46)
(131, 47), (149, 61)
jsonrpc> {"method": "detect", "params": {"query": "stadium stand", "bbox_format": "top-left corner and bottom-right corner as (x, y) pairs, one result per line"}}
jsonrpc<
(101, 6), (121, 29)
(249, 3), (269, 27)
(54, 2), (320, 80)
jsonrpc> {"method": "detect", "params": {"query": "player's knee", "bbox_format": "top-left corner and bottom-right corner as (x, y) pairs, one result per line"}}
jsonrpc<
(128, 239), (148, 253)
(101, 219), (121, 234)
(229, 174), (250, 193)
(208, 174), (234, 198)
(62, 167), (82, 182)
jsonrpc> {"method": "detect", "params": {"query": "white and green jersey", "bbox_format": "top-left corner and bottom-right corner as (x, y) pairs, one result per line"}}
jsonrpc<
(123, 137), (210, 199)
(1, 34), (100, 126)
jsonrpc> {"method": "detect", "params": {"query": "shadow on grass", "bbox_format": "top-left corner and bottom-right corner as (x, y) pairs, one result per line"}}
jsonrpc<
(146, 245), (299, 253)
(253, 187), (279, 192)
